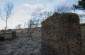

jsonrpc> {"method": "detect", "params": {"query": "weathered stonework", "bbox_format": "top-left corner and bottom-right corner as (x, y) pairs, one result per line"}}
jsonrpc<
(41, 13), (82, 55)
(0, 31), (16, 40)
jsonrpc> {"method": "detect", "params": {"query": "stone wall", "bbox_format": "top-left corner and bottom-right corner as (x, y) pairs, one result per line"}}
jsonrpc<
(27, 27), (41, 40)
(0, 31), (16, 40)
(41, 13), (82, 55)
(80, 24), (85, 55)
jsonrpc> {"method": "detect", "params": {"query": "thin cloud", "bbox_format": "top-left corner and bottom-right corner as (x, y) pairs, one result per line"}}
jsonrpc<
(36, 0), (40, 2)
(21, 3), (50, 15)
(49, 0), (79, 7)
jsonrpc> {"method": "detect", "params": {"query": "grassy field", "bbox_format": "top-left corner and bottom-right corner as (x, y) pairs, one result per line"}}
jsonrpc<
(80, 24), (85, 39)
(80, 24), (85, 54)
(0, 28), (41, 55)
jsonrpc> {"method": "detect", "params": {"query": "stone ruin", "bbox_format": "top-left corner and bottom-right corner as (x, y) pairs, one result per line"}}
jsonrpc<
(41, 13), (83, 55)
(0, 30), (16, 41)
(27, 27), (41, 40)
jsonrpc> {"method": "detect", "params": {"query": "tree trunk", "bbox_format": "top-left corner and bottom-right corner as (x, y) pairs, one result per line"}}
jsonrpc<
(5, 19), (7, 32)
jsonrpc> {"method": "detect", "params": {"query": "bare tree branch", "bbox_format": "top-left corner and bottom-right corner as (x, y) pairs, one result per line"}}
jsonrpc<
(0, 9), (5, 21)
(4, 2), (13, 20)
(0, 2), (14, 31)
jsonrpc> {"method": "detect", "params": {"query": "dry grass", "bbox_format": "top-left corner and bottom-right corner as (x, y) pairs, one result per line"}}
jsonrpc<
(0, 28), (41, 55)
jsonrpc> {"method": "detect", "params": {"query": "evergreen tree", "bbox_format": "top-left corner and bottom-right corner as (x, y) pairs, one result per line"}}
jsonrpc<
(77, 0), (85, 9)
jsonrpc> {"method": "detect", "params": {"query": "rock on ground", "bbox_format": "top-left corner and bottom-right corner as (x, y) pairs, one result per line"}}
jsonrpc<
(0, 32), (41, 55)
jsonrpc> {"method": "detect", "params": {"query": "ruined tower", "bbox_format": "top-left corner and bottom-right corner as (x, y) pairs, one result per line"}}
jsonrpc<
(41, 13), (82, 55)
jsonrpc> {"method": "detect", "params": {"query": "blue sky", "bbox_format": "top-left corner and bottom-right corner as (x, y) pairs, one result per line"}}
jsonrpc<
(0, 0), (83, 30)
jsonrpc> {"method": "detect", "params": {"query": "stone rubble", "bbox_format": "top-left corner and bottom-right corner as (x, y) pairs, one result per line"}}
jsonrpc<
(0, 32), (41, 55)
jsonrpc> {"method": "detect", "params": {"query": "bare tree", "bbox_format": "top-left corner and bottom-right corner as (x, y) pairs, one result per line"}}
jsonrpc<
(16, 24), (22, 29)
(27, 11), (53, 29)
(28, 19), (36, 28)
(0, 2), (13, 31)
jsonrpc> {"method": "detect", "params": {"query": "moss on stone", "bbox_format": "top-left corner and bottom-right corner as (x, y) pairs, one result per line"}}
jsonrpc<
(41, 13), (82, 55)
